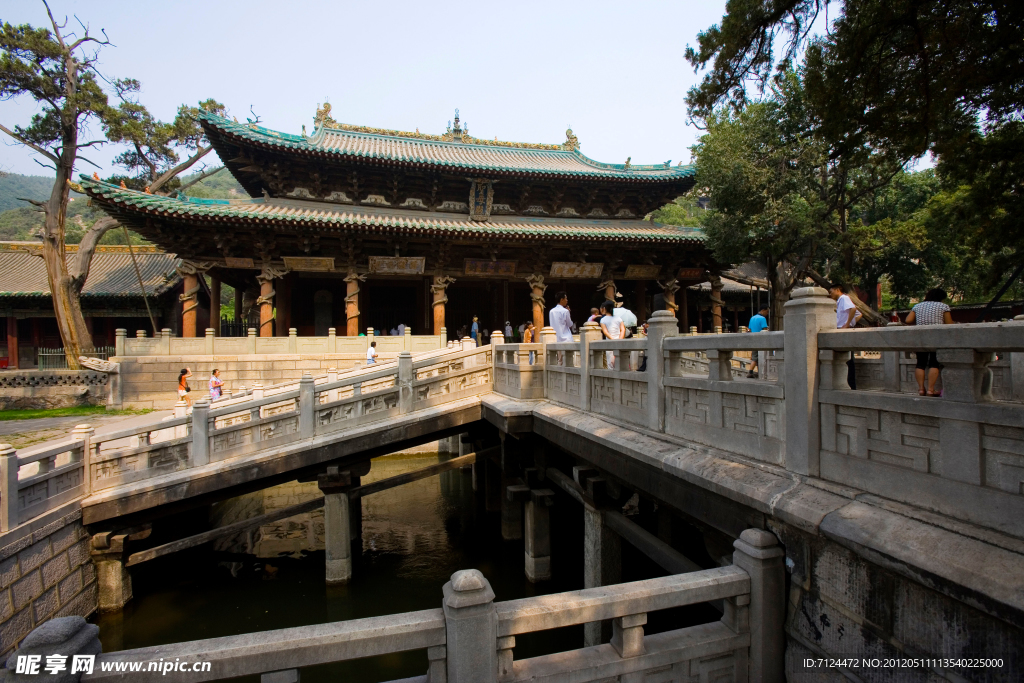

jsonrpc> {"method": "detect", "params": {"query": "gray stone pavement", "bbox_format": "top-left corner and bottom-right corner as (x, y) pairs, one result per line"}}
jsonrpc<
(0, 410), (173, 450)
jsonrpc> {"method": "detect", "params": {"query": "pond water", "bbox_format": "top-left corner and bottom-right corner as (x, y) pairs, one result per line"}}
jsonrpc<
(93, 445), (716, 682)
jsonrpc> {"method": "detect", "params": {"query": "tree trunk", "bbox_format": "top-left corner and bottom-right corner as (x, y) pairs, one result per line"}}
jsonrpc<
(42, 140), (92, 369)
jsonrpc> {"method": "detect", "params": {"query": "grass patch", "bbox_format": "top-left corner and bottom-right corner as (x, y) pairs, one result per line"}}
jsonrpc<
(0, 405), (153, 421)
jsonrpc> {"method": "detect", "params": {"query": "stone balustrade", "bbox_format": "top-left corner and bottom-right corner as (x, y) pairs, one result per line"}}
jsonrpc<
(30, 531), (782, 682)
(115, 326), (446, 357)
(0, 430), (91, 532)
(494, 289), (1024, 539)
(0, 343), (493, 532)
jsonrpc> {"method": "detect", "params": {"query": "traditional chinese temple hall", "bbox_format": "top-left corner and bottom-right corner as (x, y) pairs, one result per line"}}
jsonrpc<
(82, 106), (723, 338)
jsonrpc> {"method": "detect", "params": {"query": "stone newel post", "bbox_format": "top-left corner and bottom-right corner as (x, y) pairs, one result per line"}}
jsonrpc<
(782, 287), (835, 476)
(442, 569), (497, 683)
(645, 310), (678, 431)
(579, 321), (603, 412)
(732, 529), (785, 683)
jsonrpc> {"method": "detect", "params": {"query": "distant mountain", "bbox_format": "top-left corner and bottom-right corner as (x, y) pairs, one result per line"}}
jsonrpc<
(0, 173), (61, 212)
(181, 167), (247, 199)
(0, 168), (246, 245)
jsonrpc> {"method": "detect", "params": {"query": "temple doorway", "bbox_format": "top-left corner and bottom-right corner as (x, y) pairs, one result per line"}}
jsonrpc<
(313, 290), (333, 336)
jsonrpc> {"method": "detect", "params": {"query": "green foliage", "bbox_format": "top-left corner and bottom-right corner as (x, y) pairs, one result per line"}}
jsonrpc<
(0, 405), (153, 421)
(685, 0), (1024, 281)
(650, 195), (704, 227)
(104, 91), (226, 191)
(0, 18), (111, 159)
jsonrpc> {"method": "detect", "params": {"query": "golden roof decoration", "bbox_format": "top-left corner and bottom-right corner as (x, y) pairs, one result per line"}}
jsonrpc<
(313, 103), (564, 151)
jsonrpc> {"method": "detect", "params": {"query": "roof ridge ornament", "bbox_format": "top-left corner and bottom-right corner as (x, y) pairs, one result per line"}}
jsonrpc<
(563, 127), (580, 152)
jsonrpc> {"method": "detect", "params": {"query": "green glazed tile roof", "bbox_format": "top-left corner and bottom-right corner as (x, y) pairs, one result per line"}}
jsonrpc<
(200, 112), (696, 182)
(80, 177), (704, 245)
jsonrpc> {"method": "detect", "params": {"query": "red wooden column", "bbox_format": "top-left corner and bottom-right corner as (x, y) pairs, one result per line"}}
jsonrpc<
(431, 275), (455, 335)
(525, 274), (546, 331)
(6, 317), (18, 370)
(177, 260), (210, 338)
(256, 264), (287, 338)
(344, 272), (366, 336)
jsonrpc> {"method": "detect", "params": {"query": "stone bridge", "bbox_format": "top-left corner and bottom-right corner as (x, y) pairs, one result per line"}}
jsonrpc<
(1, 287), (1022, 681)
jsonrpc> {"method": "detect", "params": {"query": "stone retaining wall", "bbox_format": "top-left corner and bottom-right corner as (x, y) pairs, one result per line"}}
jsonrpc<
(115, 352), (408, 409)
(778, 522), (1023, 681)
(0, 502), (95, 659)
(0, 371), (107, 410)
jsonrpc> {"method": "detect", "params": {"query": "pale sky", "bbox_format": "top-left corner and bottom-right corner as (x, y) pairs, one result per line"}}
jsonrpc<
(0, 0), (729, 179)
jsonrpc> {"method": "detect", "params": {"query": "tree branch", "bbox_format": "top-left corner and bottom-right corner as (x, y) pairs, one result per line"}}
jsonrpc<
(150, 144), (214, 193)
(0, 124), (59, 163)
(71, 216), (119, 288)
(805, 266), (885, 324)
(172, 165), (225, 196)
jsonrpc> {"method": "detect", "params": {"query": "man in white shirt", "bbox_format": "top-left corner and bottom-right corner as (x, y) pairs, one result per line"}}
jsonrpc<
(829, 284), (861, 389)
(366, 341), (378, 364)
(549, 291), (574, 343)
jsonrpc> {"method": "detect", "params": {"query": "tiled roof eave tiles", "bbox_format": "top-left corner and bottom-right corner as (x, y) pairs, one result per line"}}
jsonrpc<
(199, 112), (696, 183)
(81, 177), (704, 245)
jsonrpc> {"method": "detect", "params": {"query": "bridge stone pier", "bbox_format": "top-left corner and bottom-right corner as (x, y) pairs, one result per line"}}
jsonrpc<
(0, 288), (1022, 680)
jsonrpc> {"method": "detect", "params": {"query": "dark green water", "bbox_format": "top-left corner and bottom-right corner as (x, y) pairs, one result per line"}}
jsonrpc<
(93, 449), (716, 681)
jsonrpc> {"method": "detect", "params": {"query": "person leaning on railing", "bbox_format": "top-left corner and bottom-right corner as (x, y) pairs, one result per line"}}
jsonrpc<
(902, 288), (954, 397)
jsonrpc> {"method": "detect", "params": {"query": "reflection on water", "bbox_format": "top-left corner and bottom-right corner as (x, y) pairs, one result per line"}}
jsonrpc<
(94, 445), (590, 682)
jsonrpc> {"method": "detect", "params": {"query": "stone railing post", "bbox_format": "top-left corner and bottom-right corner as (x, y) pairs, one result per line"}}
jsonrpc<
(540, 326), (555, 345)
(707, 349), (733, 382)
(732, 529), (785, 683)
(298, 373), (315, 438)
(645, 310), (678, 432)
(580, 321), (602, 412)
(0, 444), (19, 532)
(114, 328), (127, 356)
(204, 328), (215, 355)
(160, 328), (172, 355)
(288, 328), (298, 354)
(173, 400), (188, 438)
(71, 424), (94, 496)
(328, 327), (337, 353)
(490, 330), (504, 346)
(442, 569), (497, 683)
(191, 400), (210, 467)
(2, 616), (101, 681)
(1011, 350), (1024, 402)
(782, 287), (835, 476)
(404, 326), (412, 351)
(398, 351), (414, 413)
(440, 326), (447, 347)
(936, 349), (995, 403)
(246, 327), (257, 355)
(882, 351), (902, 392)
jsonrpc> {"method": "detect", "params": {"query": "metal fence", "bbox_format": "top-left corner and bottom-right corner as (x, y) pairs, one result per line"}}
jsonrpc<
(220, 318), (257, 337)
(36, 346), (115, 370)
